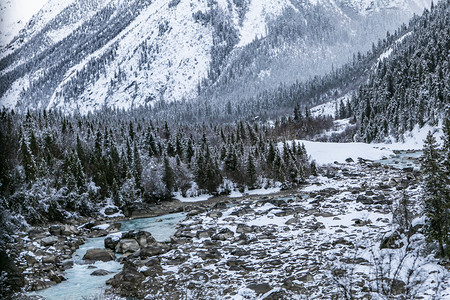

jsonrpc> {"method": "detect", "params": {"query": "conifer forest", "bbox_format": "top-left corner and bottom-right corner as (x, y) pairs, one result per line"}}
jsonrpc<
(0, 0), (449, 299)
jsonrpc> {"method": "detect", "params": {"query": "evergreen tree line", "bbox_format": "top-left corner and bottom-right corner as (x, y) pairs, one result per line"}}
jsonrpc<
(0, 108), (315, 226)
(421, 118), (450, 258)
(350, 0), (450, 142)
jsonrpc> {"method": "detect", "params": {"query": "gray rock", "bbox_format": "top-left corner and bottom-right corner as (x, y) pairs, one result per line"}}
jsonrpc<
(91, 269), (112, 276)
(49, 225), (64, 236)
(274, 208), (295, 217)
(42, 255), (57, 264)
(226, 258), (245, 267)
(380, 232), (404, 249)
(236, 223), (253, 234)
(247, 283), (272, 294)
(196, 228), (216, 239)
(83, 248), (116, 262)
(297, 274), (314, 282)
(212, 228), (234, 241)
(231, 206), (255, 217)
(140, 245), (168, 257)
(391, 278), (406, 295)
(231, 248), (249, 256)
(207, 211), (222, 218)
(104, 236), (120, 251)
(212, 202), (228, 210)
(62, 225), (79, 236)
(105, 207), (119, 215)
(356, 195), (373, 205)
(40, 236), (59, 246)
(199, 249), (221, 260)
(116, 239), (140, 254)
(109, 262), (145, 297)
(285, 218), (298, 225)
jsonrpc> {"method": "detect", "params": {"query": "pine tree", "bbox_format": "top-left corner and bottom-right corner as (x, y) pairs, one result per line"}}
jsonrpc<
(162, 156), (175, 195)
(421, 131), (448, 257)
(20, 134), (37, 183)
(246, 153), (256, 188)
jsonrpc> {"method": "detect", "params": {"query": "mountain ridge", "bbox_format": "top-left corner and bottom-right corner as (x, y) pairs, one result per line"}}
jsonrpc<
(0, 0), (431, 113)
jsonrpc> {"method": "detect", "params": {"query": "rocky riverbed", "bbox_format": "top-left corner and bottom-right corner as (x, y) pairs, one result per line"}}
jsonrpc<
(6, 157), (450, 299)
(106, 160), (450, 299)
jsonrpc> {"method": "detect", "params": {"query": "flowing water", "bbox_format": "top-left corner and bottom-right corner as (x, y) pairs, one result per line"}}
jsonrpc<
(28, 212), (186, 300)
(375, 150), (422, 170)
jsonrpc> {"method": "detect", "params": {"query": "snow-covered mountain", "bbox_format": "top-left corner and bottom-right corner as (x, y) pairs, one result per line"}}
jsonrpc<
(0, 0), (431, 113)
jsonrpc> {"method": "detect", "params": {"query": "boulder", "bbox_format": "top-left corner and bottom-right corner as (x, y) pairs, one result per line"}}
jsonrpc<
(207, 211), (222, 218)
(0, 250), (25, 295)
(116, 239), (140, 254)
(91, 269), (113, 276)
(62, 225), (79, 236)
(107, 222), (122, 232)
(104, 236), (120, 251)
(42, 255), (57, 264)
(49, 225), (64, 236)
(140, 258), (163, 276)
(212, 202), (228, 210)
(231, 206), (255, 217)
(285, 218), (299, 225)
(226, 258), (246, 267)
(40, 236), (59, 246)
(140, 245), (168, 257)
(122, 231), (156, 246)
(391, 278), (406, 295)
(380, 232), (404, 249)
(199, 249), (222, 260)
(83, 248), (116, 262)
(231, 248), (249, 256)
(356, 195), (373, 205)
(196, 228), (216, 239)
(247, 283), (272, 294)
(109, 262), (145, 297)
(104, 207), (120, 215)
(236, 224), (253, 234)
(212, 228), (234, 241)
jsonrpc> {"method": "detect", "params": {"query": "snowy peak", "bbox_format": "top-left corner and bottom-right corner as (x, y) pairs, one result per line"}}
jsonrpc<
(0, 0), (432, 113)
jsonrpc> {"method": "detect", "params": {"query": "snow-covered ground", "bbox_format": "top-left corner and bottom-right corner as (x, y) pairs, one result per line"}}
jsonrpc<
(375, 122), (443, 150)
(290, 140), (394, 165)
(129, 159), (450, 299)
(0, 0), (47, 47)
(174, 192), (213, 203)
(235, 0), (297, 47)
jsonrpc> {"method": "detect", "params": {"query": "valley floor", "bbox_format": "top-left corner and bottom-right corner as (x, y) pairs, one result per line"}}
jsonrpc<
(107, 159), (450, 299)
(7, 148), (450, 300)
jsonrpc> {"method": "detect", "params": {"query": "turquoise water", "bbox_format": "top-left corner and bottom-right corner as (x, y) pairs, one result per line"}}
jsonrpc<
(29, 212), (186, 300)
(375, 150), (422, 170)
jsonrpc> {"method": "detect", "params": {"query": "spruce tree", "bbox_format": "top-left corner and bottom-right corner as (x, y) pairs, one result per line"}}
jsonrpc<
(421, 131), (448, 257)
(20, 134), (37, 183)
(162, 156), (175, 196)
(246, 153), (256, 188)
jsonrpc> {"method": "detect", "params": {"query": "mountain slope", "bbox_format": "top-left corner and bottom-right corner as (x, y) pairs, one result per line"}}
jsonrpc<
(0, 0), (431, 113)
(350, 0), (450, 142)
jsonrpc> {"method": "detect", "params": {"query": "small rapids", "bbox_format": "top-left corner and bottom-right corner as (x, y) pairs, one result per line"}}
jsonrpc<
(28, 212), (186, 300)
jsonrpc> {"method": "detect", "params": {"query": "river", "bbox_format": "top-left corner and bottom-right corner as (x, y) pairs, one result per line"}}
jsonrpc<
(28, 212), (186, 300)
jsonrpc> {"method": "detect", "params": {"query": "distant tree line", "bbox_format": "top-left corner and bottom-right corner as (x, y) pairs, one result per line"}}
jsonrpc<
(0, 107), (327, 226)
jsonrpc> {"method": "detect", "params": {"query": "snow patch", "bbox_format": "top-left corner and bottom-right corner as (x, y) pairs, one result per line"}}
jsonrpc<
(174, 192), (213, 203)
(290, 140), (394, 165)
(237, 0), (296, 47)
(0, 0), (47, 47)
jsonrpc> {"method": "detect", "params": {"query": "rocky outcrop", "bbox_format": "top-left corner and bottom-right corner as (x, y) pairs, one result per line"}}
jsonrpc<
(91, 269), (113, 276)
(108, 262), (145, 297)
(115, 239), (140, 254)
(83, 248), (116, 262)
